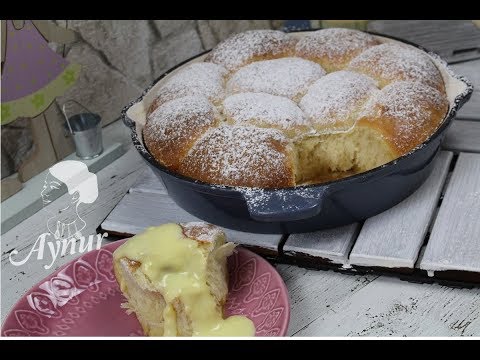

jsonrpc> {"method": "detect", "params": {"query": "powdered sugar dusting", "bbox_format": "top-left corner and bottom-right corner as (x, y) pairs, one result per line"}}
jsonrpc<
(180, 222), (223, 242)
(223, 92), (310, 136)
(239, 186), (327, 212)
(360, 81), (448, 150)
(180, 125), (294, 188)
(152, 62), (227, 108)
(299, 70), (379, 129)
(348, 43), (444, 90)
(147, 95), (217, 144)
(206, 30), (296, 71)
(226, 57), (326, 100)
(139, 29), (453, 189)
(296, 28), (380, 61)
(144, 96), (219, 169)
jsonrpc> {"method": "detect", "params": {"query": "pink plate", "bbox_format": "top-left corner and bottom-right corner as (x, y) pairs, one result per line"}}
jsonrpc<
(2, 240), (290, 337)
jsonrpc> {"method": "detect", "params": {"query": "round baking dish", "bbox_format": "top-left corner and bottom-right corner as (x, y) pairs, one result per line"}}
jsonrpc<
(122, 31), (473, 234)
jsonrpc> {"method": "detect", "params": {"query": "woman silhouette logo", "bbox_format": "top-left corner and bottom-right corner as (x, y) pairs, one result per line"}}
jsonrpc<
(9, 160), (106, 269)
(41, 160), (98, 240)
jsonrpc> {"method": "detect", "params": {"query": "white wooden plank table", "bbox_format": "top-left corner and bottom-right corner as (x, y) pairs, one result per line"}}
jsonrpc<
(2, 20), (480, 336)
(101, 188), (284, 257)
(420, 153), (480, 275)
(348, 152), (452, 269)
(283, 223), (359, 266)
(443, 121), (480, 153)
(367, 20), (480, 63)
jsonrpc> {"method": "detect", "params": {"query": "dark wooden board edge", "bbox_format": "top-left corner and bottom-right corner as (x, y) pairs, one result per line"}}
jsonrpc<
(273, 256), (480, 289)
(99, 225), (480, 289)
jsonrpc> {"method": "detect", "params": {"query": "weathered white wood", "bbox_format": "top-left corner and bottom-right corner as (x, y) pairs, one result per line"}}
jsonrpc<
(367, 20), (480, 63)
(129, 167), (167, 195)
(443, 120), (480, 153)
(349, 152), (453, 269)
(1, 114), (133, 235)
(450, 60), (480, 120)
(294, 276), (480, 336)
(100, 191), (283, 256)
(1, 147), (146, 323)
(276, 264), (379, 336)
(420, 153), (480, 273)
(283, 224), (359, 265)
(1, 142), (125, 234)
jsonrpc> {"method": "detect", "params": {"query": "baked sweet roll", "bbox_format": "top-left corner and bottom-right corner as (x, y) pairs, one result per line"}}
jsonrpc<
(144, 96), (221, 171)
(143, 28), (449, 188)
(357, 81), (449, 155)
(297, 71), (381, 182)
(205, 29), (297, 72)
(300, 70), (379, 132)
(223, 92), (312, 138)
(179, 125), (296, 188)
(348, 42), (445, 92)
(295, 28), (381, 72)
(226, 57), (326, 101)
(146, 62), (227, 116)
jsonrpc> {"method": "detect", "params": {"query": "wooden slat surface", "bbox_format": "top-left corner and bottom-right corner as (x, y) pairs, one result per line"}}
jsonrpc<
(129, 167), (167, 195)
(1, 142), (125, 235)
(449, 60), (480, 120)
(367, 20), (480, 63)
(282, 223), (359, 265)
(292, 276), (480, 336)
(420, 153), (480, 273)
(100, 191), (284, 257)
(349, 152), (453, 269)
(444, 120), (480, 153)
(276, 264), (378, 336)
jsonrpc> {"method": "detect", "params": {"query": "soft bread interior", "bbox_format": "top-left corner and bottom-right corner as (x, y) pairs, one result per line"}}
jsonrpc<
(115, 258), (167, 336)
(295, 126), (396, 184)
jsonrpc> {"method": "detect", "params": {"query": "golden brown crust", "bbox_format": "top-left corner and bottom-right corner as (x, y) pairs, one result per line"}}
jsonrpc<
(295, 28), (381, 72)
(141, 29), (451, 188)
(348, 42), (445, 92)
(299, 70), (379, 132)
(146, 62), (228, 117)
(357, 81), (449, 155)
(178, 126), (296, 188)
(223, 92), (312, 138)
(205, 30), (297, 72)
(143, 96), (220, 171)
(180, 222), (224, 244)
(225, 57), (325, 101)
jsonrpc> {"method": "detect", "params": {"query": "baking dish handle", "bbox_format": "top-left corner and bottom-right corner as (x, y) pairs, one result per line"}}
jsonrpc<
(242, 187), (329, 222)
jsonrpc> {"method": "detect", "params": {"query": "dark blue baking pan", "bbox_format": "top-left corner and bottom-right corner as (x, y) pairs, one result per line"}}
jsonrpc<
(122, 31), (473, 234)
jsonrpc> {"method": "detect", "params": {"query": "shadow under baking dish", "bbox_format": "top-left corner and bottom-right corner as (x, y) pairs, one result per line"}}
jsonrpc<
(122, 31), (473, 234)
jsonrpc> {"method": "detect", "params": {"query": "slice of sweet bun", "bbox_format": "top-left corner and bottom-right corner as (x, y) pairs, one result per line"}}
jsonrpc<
(113, 222), (255, 336)
(143, 28), (449, 188)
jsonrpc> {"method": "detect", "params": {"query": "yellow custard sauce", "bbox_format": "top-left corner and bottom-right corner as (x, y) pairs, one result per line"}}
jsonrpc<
(114, 223), (255, 337)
